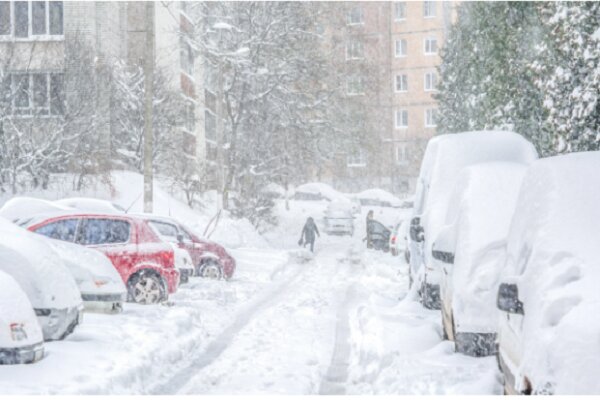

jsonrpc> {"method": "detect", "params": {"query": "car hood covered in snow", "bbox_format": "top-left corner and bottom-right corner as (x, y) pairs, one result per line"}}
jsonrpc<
(0, 270), (44, 348)
(0, 217), (82, 310)
(442, 162), (528, 332)
(502, 151), (600, 394)
(44, 239), (126, 296)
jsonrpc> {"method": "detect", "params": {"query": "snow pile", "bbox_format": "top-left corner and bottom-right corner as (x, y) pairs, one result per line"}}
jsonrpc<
(502, 151), (600, 394)
(355, 189), (402, 208)
(443, 162), (527, 333)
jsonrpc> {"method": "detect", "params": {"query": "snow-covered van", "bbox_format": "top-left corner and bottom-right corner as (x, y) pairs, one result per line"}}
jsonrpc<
(496, 152), (600, 395)
(323, 202), (355, 236)
(0, 271), (44, 365)
(45, 239), (127, 313)
(0, 218), (83, 341)
(431, 162), (528, 356)
(409, 131), (538, 309)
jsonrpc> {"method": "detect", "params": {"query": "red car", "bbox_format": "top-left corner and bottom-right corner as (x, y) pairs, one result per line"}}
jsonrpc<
(22, 212), (179, 305)
(135, 214), (236, 280)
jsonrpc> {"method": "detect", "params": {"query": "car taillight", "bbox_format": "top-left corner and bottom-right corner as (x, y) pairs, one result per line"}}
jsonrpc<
(391, 236), (396, 244)
(159, 250), (175, 268)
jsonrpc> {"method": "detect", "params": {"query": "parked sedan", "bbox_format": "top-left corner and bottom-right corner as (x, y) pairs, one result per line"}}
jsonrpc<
(431, 162), (528, 357)
(22, 212), (179, 305)
(44, 239), (127, 313)
(0, 218), (83, 341)
(136, 214), (236, 280)
(0, 271), (45, 365)
(496, 152), (600, 395)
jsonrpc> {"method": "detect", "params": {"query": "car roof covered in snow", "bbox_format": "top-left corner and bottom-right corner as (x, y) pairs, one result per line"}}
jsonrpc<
(54, 197), (126, 214)
(0, 217), (82, 310)
(503, 151), (600, 394)
(294, 182), (347, 201)
(0, 197), (73, 223)
(356, 189), (402, 206)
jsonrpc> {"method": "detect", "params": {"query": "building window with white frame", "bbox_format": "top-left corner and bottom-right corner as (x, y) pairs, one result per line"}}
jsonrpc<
(347, 148), (366, 167)
(424, 71), (437, 91)
(180, 38), (194, 76)
(425, 108), (438, 127)
(394, 2), (406, 21)
(2, 1), (64, 39)
(424, 1), (436, 18)
(346, 40), (364, 60)
(347, 6), (364, 25)
(396, 144), (408, 165)
(395, 109), (408, 129)
(346, 76), (364, 96)
(424, 38), (438, 55)
(395, 74), (407, 92)
(9, 72), (64, 116)
(184, 101), (195, 132)
(395, 39), (407, 58)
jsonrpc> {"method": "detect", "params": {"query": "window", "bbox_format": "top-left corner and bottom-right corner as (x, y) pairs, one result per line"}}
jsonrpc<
(2, 1), (63, 38)
(79, 219), (130, 245)
(205, 110), (216, 141)
(424, 38), (438, 55)
(395, 39), (407, 57)
(424, 71), (437, 91)
(184, 101), (195, 132)
(395, 109), (408, 128)
(394, 2), (406, 21)
(180, 39), (194, 76)
(396, 144), (408, 165)
(424, 1), (436, 18)
(347, 6), (363, 25)
(425, 108), (438, 127)
(346, 40), (363, 60)
(347, 149), (366, 167)
(149, 221), (180, 242)
(9, 72), (64, 116)
(346, 76), (363, 95)
(0, 2), (10, 35)
(395, 74), (407, 92)
(34, 219), (79, 242)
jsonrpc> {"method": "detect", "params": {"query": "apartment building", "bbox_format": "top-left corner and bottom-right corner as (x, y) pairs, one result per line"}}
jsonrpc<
(0, 1), (204, 168)
(326, 1), (457, 194)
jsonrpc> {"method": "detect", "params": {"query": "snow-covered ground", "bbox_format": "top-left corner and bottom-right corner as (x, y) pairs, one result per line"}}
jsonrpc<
(0, 183), (501, 395)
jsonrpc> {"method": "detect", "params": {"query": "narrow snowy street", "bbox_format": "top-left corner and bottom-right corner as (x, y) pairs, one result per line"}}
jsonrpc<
(0, 200), (501, 395)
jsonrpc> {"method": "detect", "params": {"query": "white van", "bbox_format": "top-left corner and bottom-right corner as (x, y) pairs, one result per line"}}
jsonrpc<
(409, 131), (538, 309)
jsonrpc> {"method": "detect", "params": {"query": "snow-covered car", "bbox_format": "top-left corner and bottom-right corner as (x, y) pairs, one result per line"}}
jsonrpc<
(323, 205), (354, 236)
(0, 196), (72, 225)
(44, 239), (127, 313)
(0, 271), (45, 365)
(294, 182), (346, 202)
(54, 197), (126, 214)
(496, 152), (600, 395)
(431, 162), (528, 357)
(389, 219), (408, 260)
(356, 188), (402, 208)
(0, 218), (83, 341)
(409, 131), (538, 309)
(138, 214), (236, 280)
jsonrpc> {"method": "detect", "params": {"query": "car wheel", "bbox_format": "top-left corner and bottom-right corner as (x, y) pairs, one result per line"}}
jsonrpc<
(199, 259), (223, 280)
(128, 271), (166, 305)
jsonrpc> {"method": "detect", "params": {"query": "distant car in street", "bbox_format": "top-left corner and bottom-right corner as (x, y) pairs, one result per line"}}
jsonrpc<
(0, 218), (83, 341)
(323, 204), (354, 236)
(431, 162), (528, 357)
(136, 214), (236, 280)
(0, 270), (45, 365)
(409, 131), (538, 310)
(356, 189), (402, 208)
(293, 182), (346, 202)
(44, 239), (127, 313)
(389, 219), (408, 260)
(367, 219), (391, 252)
(496, 152), (600, 395)
(22, 212), (180, 305)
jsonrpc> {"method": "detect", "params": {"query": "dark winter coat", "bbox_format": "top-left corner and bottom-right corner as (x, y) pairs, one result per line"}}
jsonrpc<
(301, 218), (320, 244)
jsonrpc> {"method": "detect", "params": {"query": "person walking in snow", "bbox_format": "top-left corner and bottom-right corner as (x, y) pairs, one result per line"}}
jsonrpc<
(299, 217), (320, 252)
(365, 210), (374, 248)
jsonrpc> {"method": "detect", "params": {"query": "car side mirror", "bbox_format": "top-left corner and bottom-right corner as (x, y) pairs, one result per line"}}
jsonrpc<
(497, 282), (524, 315)
(176, 233), (184, 244)
(431, 225), (455, 264)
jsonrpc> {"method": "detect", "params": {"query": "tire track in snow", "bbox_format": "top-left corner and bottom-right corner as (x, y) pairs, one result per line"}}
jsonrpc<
(149, 258), (308, 395)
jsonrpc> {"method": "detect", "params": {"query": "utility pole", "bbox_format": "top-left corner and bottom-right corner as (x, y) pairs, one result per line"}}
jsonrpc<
(143, 1), (155, 213)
